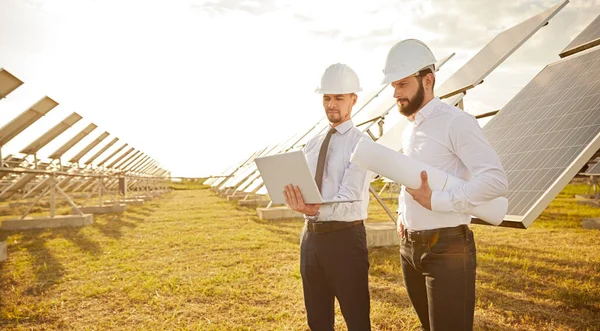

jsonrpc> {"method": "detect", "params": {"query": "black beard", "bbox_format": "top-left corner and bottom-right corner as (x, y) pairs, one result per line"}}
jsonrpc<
(398, 78), (425, 117)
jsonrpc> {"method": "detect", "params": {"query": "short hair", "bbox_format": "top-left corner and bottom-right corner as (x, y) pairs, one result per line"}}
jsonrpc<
(418, 67), (435, 91)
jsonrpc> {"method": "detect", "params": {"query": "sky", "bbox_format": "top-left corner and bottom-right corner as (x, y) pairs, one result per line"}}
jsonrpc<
(0, 0), (599, 177)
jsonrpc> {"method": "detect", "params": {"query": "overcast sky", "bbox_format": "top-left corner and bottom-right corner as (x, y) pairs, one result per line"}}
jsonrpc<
(0, 0), (598, 177)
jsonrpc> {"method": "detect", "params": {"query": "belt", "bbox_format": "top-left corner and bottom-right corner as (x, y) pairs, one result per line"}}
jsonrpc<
(404, 224), (469, 242)
(306, 220), (363, 233)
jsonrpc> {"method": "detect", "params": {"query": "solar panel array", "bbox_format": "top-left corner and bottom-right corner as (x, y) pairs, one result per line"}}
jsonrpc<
(560, 14), (600, 58)
(483, 46), (600, 228)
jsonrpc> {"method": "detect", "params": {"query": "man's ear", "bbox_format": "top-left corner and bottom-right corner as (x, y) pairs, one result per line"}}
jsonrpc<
(352, 93), (357, 106)
(425, 73), (435, 92)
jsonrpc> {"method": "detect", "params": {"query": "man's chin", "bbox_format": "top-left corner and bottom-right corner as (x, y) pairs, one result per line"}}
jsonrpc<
(327, 116), (341, 123)
(398, 106), (418, 117)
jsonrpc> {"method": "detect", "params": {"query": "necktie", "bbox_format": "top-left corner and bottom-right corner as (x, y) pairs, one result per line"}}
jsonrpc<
(315, 127), (337, 193)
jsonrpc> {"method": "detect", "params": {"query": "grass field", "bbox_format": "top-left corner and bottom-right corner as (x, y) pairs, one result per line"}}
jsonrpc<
(0, 182), (599, 330)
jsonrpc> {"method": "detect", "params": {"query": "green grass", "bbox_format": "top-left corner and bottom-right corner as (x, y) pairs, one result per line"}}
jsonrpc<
(0, 183), (598, 330)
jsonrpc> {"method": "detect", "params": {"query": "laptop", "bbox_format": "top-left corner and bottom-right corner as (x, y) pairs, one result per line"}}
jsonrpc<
(254, 150), (361, 205)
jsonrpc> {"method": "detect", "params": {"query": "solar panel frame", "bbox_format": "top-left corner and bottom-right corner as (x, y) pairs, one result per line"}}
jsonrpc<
(435, 0), (568, 99)
(481, 45), (600, 228)
(560, 14), (600, 58)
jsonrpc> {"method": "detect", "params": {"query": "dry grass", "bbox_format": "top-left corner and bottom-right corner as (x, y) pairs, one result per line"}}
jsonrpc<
(0, 183), (598, 330)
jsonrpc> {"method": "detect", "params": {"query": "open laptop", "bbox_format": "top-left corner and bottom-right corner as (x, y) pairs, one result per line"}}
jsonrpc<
(254, 150), (361, 205)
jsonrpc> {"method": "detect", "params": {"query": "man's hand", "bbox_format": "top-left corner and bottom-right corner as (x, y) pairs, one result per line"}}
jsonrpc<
(283, 184), (321, 216)
(405, 171), (432, 211)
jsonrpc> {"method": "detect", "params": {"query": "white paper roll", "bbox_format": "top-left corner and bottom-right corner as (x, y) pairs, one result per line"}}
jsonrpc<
(350, 138), (507, 225)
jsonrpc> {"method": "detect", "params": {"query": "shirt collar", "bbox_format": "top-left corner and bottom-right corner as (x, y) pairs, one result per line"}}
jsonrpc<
(411, 97), (441, 126)
(330, 119), (354, 134)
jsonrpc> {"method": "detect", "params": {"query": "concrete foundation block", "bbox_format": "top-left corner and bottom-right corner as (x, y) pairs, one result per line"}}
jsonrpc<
(257, 207), (302, 220)
(9, 202), (31, 208)
(239, 199), (269, 208)
(1, 214), (94, 231)
(365, 222), (400, 248)
(0, 241), (6, 262)
(137, 195), (153, 202)
(73, 204), (127, 215)
(227, 194), (247, 201)
(583, 218), (600, 229)
(575, 194), (598, 200)
(105, 199), (145, 206)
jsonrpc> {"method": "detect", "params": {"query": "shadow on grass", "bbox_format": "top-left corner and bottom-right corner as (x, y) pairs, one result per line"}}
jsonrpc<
(93, 213), (137, 239)
(0, 225), (102, 300)
(250, 217), (304, 245)
(477, 243), (600, 314)
(364, 242), (600, 330)
(0, 259), (63, 328)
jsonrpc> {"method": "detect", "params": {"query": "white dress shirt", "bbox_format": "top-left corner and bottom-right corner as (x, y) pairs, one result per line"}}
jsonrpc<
(304, 119), (372, 222)
(399, 97), (508, 231)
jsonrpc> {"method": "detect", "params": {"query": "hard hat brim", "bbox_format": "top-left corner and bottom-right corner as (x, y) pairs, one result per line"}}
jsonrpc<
(381, 64), (436, 85)
(315, 87), (363, 94)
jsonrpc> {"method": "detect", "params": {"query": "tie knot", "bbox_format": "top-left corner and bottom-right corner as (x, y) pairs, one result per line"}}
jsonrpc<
(328, 127), (337, 135)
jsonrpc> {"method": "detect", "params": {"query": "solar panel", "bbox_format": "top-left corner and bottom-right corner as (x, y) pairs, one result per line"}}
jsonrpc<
(97, 143), (127, 166)
(84, 137), (119, 165)
(130, 156), (151, 172)
(212, 145), (271, 188)
(48, 123), (97, 159)
(586, 160), (600, 174)
(119, 151), (143, 169)
(0, 96), (58, 146)
(106, 146), (134, 168)
(0, 68), (23, 99)
(560, 14), (600, 58)
(69, 131), (110, 163)
(115, 150), (140, 169)
(19, 112), (82, 155)
(243, 176), (264, 194)
(482, 46), (600, 228)
(435, 0), (568, 99)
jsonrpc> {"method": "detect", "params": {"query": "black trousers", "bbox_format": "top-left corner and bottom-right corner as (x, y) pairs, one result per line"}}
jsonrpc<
(400, 224), (476, 331)
(300, 222), (371, 331)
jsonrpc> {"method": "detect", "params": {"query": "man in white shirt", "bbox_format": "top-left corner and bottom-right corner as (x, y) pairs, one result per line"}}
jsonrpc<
(283, 63), (373, 331)
(381, 39), (508, 331)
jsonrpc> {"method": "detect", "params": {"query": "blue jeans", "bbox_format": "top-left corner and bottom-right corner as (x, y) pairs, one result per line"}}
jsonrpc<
(400, 224), (476, 331)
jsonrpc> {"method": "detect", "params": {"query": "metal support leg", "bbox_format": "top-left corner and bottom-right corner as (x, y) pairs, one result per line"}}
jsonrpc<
(369, 185), (396, 224)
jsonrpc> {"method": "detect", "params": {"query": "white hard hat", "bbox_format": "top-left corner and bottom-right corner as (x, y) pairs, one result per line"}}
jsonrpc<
(381, 39), (437, 85)
(315, 63), (362, 94)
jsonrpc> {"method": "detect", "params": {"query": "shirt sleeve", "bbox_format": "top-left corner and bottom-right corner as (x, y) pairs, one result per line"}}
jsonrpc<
(430, 113), (508, 213)
(319, 163), (373, 219)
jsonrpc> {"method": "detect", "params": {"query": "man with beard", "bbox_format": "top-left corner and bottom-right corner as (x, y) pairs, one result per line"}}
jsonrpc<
(381, 39), (508, 331)
(283, 63), (373, 331)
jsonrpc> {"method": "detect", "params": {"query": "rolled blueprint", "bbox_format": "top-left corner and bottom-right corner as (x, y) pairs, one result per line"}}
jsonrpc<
(350, 138), (507, 225)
